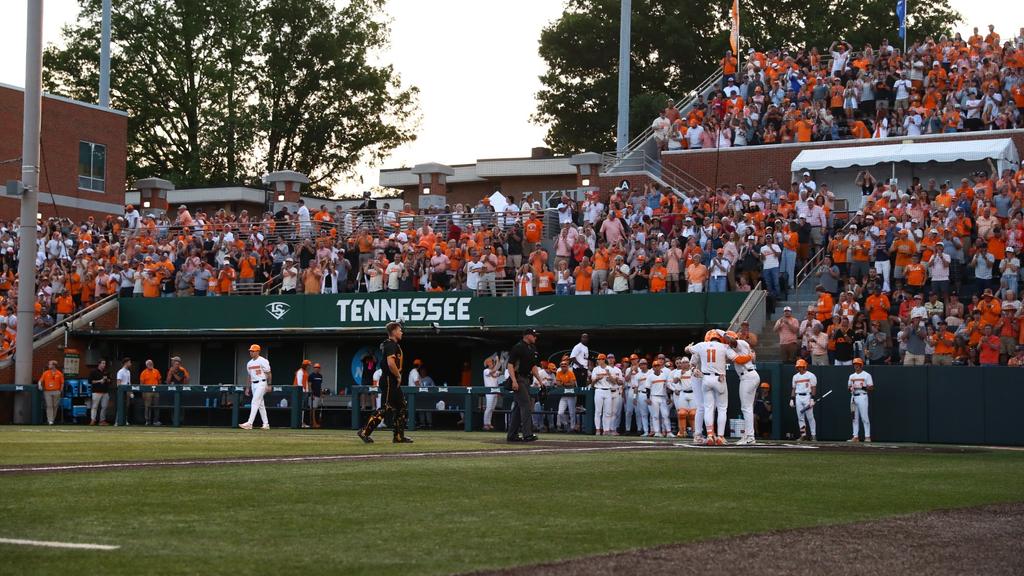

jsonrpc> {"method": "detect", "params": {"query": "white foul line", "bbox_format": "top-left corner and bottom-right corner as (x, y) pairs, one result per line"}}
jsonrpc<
(0, 537), (120, 551)
(0, 445), (667, 474)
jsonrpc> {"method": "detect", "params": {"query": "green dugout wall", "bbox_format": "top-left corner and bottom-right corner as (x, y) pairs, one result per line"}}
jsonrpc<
(762, 365), (1023, 446)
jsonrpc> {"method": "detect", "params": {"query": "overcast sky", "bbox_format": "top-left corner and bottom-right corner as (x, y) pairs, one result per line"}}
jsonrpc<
(0, 0), (1014, 193)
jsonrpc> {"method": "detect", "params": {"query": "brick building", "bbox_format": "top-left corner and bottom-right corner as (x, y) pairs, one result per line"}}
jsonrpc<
(378, 148), (591, 209)
(0, 83), (128, 222)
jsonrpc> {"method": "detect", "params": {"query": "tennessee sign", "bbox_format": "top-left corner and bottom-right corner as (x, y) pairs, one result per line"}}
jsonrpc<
(336, 297), (472, 323)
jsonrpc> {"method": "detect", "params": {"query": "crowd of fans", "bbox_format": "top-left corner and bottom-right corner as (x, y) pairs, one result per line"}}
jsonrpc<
(651, 25), (1024, 149)
(770, 166), (1024, 367)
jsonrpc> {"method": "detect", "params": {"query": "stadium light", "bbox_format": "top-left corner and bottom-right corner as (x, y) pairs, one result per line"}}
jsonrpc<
(36, 212), (42, 220)
(277, 193), (285, 202)
(582, 178), (591, 187)
(143, 200), (151, 208)
(422, 186), (431, 195)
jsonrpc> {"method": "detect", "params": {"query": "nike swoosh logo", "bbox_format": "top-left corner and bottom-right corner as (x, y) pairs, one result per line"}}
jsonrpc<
(524, 304), (555, 317)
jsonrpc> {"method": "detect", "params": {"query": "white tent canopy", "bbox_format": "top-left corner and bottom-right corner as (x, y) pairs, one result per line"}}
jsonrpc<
(791, 138), (1020, 177)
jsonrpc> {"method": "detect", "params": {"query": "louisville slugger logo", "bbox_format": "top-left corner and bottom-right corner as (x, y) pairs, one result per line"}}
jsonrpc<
(265, 302), (291, 320)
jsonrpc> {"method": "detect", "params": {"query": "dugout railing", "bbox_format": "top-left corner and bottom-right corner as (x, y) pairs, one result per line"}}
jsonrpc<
(348, 386), (596, 434)
(113, 384), (305, 428)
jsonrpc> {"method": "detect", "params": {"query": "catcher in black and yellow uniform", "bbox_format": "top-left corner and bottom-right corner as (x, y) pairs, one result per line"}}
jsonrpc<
(358, 322), (413, 444)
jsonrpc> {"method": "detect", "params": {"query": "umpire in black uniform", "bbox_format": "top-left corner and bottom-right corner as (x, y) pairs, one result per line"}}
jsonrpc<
(506, 328), (541, 442)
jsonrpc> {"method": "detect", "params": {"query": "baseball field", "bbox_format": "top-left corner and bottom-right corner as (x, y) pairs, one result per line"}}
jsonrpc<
(1, 428), (1022, 576)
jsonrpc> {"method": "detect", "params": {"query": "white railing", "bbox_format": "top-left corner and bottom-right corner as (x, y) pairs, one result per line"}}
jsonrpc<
(728, 282), (768, 335)
(613, 67), (725, 164)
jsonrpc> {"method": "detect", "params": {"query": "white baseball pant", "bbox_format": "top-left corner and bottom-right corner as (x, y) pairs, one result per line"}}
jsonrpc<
(875, 260), (891, 292)
(636, 395), (650, 435)
(693, 380), (705, 438)
(739, 370), (759, 439)
(593, 389), (613, 432)
(483, 390), (498, 428)
(606, 389), (622, 430)
(649, 397), (669, 435)
(852, 392), (870, 438)
(624, 389), (638, 431)
(659, 398), (672, 434)
(557, 395), (577, 430)
(795, 394), (816, 437)
(246, 383), (269, 427)
(702, 375), (728, 437)
(704, 375), (729, 432)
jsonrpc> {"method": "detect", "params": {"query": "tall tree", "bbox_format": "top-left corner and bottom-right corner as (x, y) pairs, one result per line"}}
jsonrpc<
(534, 0), (960, 155)
(44, 0), (418, 191)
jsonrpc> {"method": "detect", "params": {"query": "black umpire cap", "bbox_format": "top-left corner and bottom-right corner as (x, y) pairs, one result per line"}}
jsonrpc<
(523, 328), (539, 337)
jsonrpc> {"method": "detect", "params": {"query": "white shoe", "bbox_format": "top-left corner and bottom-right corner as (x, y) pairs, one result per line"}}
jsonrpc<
(261, 425), (270, 430)
(736, 436), (755, 446)
(301, 424), (311, 429)
(692, 436), (706, 445)
(239, 423), (253, 430)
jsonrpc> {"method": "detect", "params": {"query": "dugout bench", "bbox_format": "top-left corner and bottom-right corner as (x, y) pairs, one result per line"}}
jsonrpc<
(114, 385), (305, 428)
(348, 385), (596, 434)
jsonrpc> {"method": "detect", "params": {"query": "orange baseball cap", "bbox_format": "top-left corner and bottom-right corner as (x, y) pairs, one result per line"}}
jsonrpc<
(302, 359), (311, 366)
(249, 344), (261, 352)
(597, 353), (607, 360)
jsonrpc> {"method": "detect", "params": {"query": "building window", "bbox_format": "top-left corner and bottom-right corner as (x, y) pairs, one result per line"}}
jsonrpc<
(78, 141), (106, 192)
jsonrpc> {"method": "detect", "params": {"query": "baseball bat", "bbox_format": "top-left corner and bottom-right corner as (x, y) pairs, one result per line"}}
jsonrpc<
(800, 389), (833, 414)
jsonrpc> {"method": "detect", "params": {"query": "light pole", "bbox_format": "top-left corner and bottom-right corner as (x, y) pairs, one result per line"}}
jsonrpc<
(99, 0), (112, 107)
(16, 0), (44, 395)
(615, 0), (631, 154)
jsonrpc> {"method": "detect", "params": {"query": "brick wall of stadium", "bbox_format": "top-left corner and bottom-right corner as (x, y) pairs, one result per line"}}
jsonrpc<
(660, 129), (1024, 191)
(0, 84), (128, 222)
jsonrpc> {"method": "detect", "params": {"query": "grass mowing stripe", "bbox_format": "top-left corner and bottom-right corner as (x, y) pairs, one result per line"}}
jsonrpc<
(2, 449), (1023, 576)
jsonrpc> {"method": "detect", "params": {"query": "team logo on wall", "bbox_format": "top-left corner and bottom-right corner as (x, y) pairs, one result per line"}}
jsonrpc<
(265, 302), (291, 320)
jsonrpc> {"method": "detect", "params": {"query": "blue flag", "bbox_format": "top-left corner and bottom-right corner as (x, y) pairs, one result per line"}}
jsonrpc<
(896, 0), (906, 39)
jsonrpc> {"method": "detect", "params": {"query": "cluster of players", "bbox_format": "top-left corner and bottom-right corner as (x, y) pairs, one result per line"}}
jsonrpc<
(545, 329), (874, 445)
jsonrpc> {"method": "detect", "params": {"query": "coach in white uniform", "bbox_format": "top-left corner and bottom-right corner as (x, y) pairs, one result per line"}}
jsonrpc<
(727, 331), (760, 445)
(591, 354), (614, 435)
(848, 358), (873, 442)
(790, 359), (817, 441)
(241, 344), (272, 430)
(116, 357), (133, 426)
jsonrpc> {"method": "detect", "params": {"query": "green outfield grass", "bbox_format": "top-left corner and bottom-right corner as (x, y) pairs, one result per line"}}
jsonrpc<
(1, 428), (1023, 576)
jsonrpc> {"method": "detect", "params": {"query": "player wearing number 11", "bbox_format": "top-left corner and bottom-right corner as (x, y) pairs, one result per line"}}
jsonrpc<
(686, 331), (751, 446)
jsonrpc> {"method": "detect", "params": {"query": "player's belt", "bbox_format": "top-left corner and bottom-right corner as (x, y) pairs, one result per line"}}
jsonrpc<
(252, 379), (267, 384)
(853, 391), (866, 396)
(651, 394), (666, 398)
(682, 389), (693, 393)
(702, 372), (722, 376)
(797, 392), (808, 396)
(595, 386), (612, 391)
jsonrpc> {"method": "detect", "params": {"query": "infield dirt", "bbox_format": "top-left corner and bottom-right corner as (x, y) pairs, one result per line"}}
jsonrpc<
(469, 502), (1024, 576)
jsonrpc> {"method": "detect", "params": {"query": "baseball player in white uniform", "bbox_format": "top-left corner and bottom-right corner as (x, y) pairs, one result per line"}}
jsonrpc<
(482, 356), (501, 431)
(606, 352), (622, 432)
(240, 344), (272, 430)
(623, 356), (641, 434)
(726, 331), (760, 445)
(669, 357), (698, 438)
(591, 354), (614, 435)
(848, 358), (873, 442)
(790, 359), (817, 441)
(642, 359), (671, 437)
(628, 358), (650, 436)
(688, 331), (747, 445)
